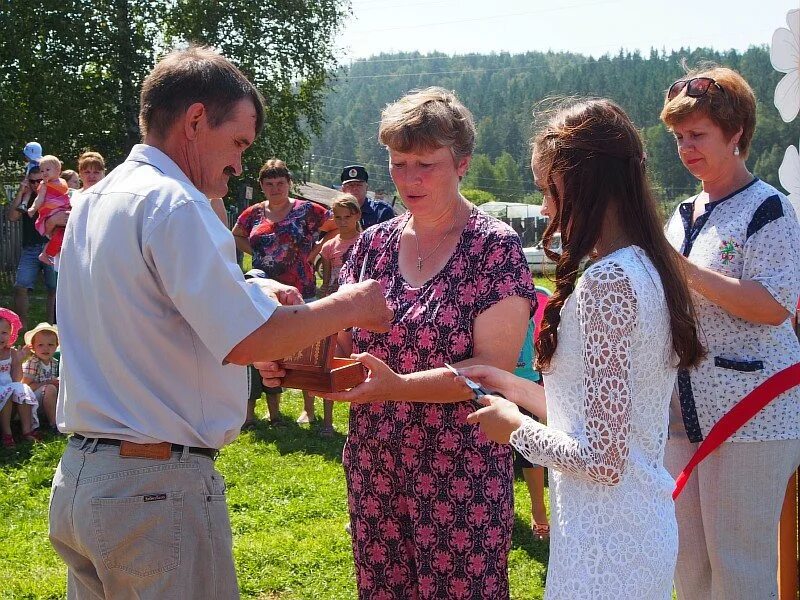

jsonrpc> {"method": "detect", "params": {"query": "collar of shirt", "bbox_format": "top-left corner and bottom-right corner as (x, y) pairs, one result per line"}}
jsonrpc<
(126, 144), (200, 194)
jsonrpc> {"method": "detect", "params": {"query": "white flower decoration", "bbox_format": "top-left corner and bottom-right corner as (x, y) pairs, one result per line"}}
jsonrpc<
(779, 142), (800, 219)
(771, 8), (800, 123)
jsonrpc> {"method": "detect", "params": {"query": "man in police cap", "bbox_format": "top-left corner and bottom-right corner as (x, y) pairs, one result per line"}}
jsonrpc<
(340, 164), (394, 229)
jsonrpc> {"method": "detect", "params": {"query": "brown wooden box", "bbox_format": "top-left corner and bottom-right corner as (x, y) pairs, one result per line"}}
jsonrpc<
(278, 334), (367, 393)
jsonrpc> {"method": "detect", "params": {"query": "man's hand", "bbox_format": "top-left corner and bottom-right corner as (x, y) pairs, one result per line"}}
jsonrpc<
(335, 280), (393, 333)
(253, 361), (286, 388)
(247, 278), (303, 306)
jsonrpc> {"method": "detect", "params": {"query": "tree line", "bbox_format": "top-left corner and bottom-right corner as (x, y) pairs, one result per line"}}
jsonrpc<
(310, 47), (800, 208)
(0, 0), (349, 186)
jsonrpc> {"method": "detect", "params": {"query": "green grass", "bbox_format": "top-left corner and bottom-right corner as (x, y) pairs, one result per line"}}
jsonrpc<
(0, 395), (550, 599)
(0, 262), (553, 599)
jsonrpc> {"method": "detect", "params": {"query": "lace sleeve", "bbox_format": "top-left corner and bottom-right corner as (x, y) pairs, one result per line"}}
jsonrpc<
(509, 262), (637, 486)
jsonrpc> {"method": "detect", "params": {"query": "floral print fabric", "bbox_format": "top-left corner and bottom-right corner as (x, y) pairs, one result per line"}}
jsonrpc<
(236, 200), (330, 298)
(511, 247), (678, 599)
(339, 208), (537, 599)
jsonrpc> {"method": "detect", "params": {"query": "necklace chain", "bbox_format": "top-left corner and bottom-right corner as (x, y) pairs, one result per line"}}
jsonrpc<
(411, 203), (462, 271)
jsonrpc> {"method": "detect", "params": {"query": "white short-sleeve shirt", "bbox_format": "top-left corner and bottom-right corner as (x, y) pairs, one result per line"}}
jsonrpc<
(56, 144), (278, 448)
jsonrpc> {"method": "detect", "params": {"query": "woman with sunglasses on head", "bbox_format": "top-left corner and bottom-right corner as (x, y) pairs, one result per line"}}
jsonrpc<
(661, 66), (800, 600)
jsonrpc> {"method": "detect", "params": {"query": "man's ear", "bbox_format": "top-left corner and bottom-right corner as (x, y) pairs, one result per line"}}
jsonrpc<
(184, 103), (206, 141)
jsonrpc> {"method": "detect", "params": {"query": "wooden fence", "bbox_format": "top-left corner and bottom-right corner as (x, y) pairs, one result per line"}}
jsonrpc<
(1, 184), (22, 287)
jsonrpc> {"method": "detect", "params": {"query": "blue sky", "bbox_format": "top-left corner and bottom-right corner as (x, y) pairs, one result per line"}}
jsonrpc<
(337, 0), (793, 61)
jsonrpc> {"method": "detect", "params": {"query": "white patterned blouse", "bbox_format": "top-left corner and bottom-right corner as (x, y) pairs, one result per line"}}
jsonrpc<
(665, 178), (800, 442)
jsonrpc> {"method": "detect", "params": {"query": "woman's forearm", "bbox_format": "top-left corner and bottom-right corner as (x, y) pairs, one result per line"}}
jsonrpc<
(686, 261), (790, 325)
(395, 368), (476, 403)
(512, 381), (546, 418)
(394, 355), (516, 404)
(233, 235), (253, 255)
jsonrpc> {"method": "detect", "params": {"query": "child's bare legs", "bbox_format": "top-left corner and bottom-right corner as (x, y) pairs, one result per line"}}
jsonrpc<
(245, 398), (257, 424)
(17, 402), (33, 435)
(297, 392), (316, 424)
(266, 392), (282, 423)
(320, 399), (335, 435)
(39, 384), (58, 428)
(523, 466), (549, 538)
(0, 399), (12, 437)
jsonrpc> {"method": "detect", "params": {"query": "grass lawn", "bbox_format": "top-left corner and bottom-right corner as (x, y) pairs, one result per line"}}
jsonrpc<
(0, 276), (552, 599)
(0, 396), (550, 599)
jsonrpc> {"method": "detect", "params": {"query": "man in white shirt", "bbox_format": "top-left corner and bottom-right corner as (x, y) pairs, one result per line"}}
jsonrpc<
(48, 46), (391, 600)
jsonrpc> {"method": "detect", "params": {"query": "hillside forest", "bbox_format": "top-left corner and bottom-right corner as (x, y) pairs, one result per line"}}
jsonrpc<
(309, 47), (800, 210)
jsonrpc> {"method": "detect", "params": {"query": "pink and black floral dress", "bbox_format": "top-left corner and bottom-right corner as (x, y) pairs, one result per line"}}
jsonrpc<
(339, 207), (537, 599)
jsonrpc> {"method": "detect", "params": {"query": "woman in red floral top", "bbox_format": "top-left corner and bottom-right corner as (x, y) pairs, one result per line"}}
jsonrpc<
(326, 88), (536, 600)
(233, 158), (336, 426)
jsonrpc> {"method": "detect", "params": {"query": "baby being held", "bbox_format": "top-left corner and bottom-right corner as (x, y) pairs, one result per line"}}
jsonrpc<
(28, 155), (71, 266)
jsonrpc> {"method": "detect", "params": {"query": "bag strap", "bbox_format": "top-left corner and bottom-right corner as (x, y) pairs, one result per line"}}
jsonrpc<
(673, 362), (800, 499)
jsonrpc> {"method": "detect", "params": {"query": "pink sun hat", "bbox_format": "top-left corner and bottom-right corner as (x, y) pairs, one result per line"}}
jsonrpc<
(0, 308), (23, 346)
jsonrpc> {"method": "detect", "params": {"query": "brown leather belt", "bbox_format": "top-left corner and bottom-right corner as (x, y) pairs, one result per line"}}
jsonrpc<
(72, 434), (218, 460)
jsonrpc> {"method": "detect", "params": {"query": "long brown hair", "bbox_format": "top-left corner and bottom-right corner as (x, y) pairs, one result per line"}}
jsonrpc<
(533, 98), (703, 370)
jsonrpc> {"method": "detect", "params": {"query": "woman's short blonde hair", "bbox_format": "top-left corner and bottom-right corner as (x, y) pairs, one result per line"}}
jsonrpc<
(378, 87), (475, 161)
(660, 66), (756, 159)
(78, 151), (105, 172)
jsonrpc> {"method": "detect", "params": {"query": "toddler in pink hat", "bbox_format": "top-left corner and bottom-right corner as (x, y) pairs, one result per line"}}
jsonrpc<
(0, 308), (39, 448)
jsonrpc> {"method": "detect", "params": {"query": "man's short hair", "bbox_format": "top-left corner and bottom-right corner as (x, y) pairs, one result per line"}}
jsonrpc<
(139, 45), (265, 140)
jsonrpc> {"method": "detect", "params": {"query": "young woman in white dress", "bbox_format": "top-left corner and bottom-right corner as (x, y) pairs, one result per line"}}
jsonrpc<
(460, 99), (704, 599)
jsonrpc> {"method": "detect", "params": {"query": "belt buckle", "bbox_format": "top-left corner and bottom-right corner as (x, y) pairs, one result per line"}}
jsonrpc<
(119, 440), (172, 460)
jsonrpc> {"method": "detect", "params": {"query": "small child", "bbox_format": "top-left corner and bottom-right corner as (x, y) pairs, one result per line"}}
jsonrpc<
(318, 194), (363, 436)
(514, 286), (552, 540)
(62, 169), (81, 191)
(320, 194), (362, 297)
(0, 308), (40, 448)
(21, 323), (60, 434)
(27, 154), (71, 265)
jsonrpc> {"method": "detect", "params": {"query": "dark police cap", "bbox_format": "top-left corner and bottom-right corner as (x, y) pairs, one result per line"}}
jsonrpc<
(341, 165), (369, 184)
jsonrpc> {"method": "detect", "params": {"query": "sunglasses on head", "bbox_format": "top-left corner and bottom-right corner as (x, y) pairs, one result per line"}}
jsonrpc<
(667, 77), (724, 101)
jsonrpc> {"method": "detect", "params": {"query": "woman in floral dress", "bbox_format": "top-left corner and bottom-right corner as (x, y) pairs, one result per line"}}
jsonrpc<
(233, 158), (336, 425)
(327, 87), (536, 599)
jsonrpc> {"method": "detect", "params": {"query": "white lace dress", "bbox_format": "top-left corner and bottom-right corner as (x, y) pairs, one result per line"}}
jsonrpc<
(510, 246), (678, 599)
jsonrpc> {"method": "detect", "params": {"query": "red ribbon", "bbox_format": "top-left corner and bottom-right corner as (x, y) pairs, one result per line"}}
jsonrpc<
(673, 362), (800, 500)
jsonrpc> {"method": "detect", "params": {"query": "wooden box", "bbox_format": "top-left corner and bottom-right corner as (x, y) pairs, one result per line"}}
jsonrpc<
(278, 334), (367, 393)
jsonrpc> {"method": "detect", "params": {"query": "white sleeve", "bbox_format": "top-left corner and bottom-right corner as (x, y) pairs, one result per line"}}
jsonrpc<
(144, 199), (278, 363)
(509, 263), (636, 486)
